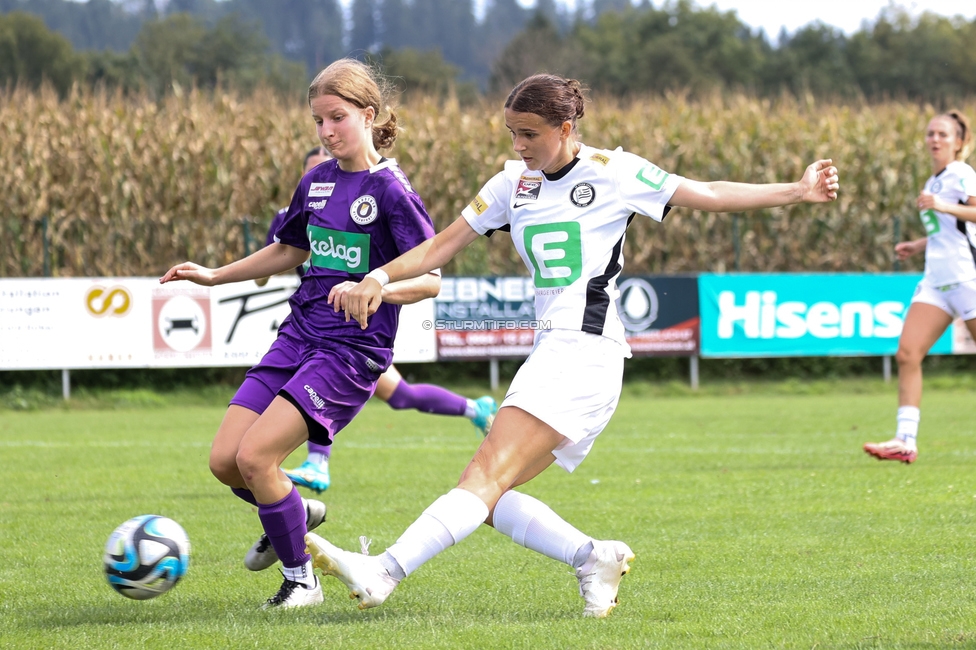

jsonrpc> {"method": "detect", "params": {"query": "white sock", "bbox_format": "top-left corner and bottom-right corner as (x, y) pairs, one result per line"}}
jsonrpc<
(386, 488), (488, 577)
(307, 452), (327, 466)
(492, 490), (592, 568)
(896, 406), (920, 450)
(281, 560), (316, 588)
(463, 399), (477, 419)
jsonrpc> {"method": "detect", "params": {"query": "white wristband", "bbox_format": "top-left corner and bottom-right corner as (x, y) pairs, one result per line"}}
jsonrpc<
(365, 269), (390, 287)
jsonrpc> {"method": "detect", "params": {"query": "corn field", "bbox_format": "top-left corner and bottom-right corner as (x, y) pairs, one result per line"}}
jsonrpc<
(2, 86), (973, 278)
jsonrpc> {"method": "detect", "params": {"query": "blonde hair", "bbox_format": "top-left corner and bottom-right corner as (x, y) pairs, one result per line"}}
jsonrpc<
(940, 110), (972, 161)
(308, 59), (399, 150)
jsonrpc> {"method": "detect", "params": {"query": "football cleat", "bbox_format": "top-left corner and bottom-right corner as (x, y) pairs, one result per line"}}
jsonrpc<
(305, 532), (399, 610)
(864, 439), (917, 464)
(576, 540), (635, 618)
(470, 396), (498, 437)
(261, 572), (323, 609)
(245, 499), (327, 571)
(284, 459), (331, 493)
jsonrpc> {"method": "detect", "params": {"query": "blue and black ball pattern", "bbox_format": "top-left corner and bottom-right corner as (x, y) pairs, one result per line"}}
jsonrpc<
(104, 515), (190, 600)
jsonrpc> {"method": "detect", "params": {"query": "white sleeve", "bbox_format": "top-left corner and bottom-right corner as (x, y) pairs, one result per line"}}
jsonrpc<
(613, 151), (683, 222)
(461, 171), (511, 235)
(958, 164), (976, 200)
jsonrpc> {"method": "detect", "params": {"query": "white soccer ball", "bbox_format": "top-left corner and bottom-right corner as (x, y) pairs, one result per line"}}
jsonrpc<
(103, 515), (190, 600)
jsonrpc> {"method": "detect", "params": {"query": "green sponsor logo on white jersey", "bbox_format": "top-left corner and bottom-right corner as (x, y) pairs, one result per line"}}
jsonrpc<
(636, 163), (669, 190)
(524, 222), (582, 288)
(307, 225), (369, 272)
(920, 209), (940, 235)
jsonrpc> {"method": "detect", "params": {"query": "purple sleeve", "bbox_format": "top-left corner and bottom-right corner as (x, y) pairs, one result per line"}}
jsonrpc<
(271, 182), (310, 251)
(388, 192), (436, 256)
(265, 208), (288, 247)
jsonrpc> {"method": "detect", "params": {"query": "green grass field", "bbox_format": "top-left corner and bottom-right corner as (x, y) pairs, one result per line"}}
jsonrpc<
(2, 382), (976, 649)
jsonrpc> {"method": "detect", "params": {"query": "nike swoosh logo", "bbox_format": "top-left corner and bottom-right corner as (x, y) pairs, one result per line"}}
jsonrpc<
(513, 202), (533, 208)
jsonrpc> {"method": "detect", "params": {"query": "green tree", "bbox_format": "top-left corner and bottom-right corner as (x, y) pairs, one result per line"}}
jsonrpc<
(0, 11), (80, 94)
(376, 46), (477, 102)
(489, 13), (576, 94)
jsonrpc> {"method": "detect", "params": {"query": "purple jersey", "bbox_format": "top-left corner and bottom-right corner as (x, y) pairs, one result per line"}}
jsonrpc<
(265, 208), (288, 247)
(273, 158), (435, 367)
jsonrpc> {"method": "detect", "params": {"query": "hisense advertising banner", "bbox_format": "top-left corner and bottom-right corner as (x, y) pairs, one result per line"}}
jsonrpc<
(698, 273), (958, 358)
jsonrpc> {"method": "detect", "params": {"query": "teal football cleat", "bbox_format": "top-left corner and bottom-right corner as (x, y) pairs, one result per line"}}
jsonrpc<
(284, 460), (331, 493)
(470, 396), (497, 437)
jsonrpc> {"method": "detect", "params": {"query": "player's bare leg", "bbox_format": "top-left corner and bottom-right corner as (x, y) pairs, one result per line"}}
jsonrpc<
(865, 303), (952, 464)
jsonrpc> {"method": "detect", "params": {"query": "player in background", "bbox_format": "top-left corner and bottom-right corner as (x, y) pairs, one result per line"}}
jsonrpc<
(260, 147), (497, 494)
(307, 73), (839, 618)
(160, 59), (438, 609)
(864, 111), (976, 464)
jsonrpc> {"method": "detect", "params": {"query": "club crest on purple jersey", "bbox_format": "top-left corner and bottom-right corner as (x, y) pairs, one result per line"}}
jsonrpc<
(350, 195), (379, 225)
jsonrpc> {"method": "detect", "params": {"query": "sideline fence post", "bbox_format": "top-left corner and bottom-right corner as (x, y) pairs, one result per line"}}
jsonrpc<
(892, 215), (901, 272)
(689, 355), (699, 390)
(489, 358), (499, 392)
(42, 214), (51, 277)
(242, 217), (254, 256)
(883, 355), (892, 383)
(732, 214), (741, 272)
(62, 368), (71, 400)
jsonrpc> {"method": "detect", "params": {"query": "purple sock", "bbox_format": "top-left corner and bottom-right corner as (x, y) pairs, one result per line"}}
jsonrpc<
(257, 486), (310, 568)
(387, 381), (467, 416)
(307, 441), (332, 459)
(231, 487), (258, 506)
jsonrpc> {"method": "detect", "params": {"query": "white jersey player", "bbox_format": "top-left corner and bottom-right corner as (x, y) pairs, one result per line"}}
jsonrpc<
(865, 111), (976, 464)
(311, 73), (839, 618)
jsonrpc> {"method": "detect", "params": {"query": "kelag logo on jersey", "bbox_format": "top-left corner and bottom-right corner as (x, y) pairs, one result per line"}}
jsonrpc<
(307, 225), (369, 273)
(699, 273), (953, 357)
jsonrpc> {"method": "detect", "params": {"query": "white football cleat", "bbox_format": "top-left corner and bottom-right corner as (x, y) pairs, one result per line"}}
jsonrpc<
(261, 573), (323, 609)
(245, 499), (327, 571)
(576, 540), (635, 618)
(305, 532), (399, 610)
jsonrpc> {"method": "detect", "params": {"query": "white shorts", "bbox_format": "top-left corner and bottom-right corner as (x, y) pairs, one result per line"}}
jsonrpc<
(502, 329), (626, 473)
(910, 277), (976, 321)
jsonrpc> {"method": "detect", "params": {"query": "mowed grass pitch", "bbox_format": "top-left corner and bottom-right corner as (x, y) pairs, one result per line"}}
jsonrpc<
(2, 385), (976, 649)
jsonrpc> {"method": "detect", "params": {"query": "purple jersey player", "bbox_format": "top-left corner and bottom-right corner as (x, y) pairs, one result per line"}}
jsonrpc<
(256, 149), (498, 497)
(160, 59), (438, 609)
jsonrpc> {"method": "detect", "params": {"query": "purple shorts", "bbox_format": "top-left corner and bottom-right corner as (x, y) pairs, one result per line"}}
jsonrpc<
(230, 321), (382, 445)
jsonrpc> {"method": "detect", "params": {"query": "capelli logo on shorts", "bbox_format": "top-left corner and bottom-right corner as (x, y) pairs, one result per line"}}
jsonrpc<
(309, 183), (335, 198)
(308, 199), (328, 210)
(304, 384), (325, 409)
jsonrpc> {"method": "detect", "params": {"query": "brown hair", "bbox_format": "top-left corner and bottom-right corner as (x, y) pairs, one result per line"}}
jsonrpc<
(303, 145), (329, 169)
(308, 59), (399, 150)
(504, 74), (587, 133)
(940, 110), (973, 161)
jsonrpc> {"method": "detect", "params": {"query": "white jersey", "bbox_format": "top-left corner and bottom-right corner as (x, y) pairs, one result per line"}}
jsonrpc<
(461, 144), (683, 347)
(920, 160), (976, 286)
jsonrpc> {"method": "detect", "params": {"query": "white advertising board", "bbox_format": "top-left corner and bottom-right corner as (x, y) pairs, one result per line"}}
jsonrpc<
(0, 277), (437, 370)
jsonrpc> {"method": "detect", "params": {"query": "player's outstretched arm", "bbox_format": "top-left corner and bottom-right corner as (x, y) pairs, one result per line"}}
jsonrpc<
(330, 216), (479, 328)
(329, 272), (441, 309)
(895, 237), (927, 260)
(159, 243), (309, 286)
(917, 193), (976, 223)
(670, 159), (839, 213)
